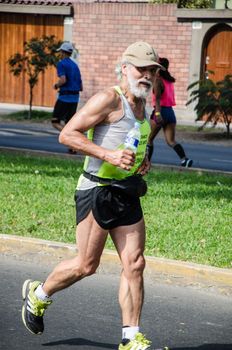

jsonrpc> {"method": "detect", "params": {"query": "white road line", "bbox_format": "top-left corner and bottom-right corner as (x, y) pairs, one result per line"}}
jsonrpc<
(0, 128), (54, 136)
(212, 158), (232, 164)
(0, 131), (15, 136)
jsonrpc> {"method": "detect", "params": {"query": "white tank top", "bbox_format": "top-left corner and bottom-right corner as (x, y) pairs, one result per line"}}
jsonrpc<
(77, 86), (151, 190)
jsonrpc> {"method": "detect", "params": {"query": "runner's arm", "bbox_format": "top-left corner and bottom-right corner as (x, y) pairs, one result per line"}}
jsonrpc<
(59, 89), (135, 170)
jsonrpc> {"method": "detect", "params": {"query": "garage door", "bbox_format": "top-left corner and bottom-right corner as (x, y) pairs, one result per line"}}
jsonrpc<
(0, 13), (64, 107)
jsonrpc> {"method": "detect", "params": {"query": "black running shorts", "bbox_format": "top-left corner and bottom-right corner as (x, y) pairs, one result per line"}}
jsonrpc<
(74, 186), (143, 230)
(52, 99), (78, 124)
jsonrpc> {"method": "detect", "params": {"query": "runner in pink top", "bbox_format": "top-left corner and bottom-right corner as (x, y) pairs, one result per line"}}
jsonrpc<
(147, 57), (193, 168)
(151, 76), (176, 107)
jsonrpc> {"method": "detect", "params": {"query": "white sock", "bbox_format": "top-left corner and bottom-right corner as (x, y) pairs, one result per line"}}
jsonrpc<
(34, 284), (51, 301)
(122, 326), (139, 340)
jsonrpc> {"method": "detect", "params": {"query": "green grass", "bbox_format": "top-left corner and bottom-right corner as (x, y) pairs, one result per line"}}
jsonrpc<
(176, 124), (228, 135)
(0, 152), (231, 268)
(0, 110), (52, 122)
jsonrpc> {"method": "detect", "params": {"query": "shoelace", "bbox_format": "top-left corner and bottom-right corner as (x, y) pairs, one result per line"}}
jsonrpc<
(135, 333), (151, 346)
(28, 293), (51, 317)
(135, 333), (169, 350)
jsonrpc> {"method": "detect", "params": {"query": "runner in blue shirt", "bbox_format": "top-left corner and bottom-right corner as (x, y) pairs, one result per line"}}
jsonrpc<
(52, 42), (83, 153)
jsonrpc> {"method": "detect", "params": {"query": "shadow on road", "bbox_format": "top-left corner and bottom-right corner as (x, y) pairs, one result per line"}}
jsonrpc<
(42, 337), (117, 348)
(42, 339), (232, 350)
(172, 345), (232, 350)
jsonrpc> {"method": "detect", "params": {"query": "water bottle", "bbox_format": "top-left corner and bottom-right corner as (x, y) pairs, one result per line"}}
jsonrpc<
(124, 122), (141, 153)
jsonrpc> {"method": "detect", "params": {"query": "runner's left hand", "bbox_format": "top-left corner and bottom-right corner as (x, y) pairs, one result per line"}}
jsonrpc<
(136, 156), (151, 175)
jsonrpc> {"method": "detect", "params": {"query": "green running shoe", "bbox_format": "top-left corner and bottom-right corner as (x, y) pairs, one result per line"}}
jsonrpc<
(118, 332), (152, 350)
(22, 279), (52, 335)
(118, 332), (169, 350)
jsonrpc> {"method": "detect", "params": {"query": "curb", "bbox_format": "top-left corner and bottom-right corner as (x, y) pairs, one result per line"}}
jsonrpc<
(0, 146), (84, 160)
(1, 234), (232, 295)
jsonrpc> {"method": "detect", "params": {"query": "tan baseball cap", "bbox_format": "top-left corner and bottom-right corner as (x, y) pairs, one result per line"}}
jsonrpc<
(122, 41), (164, 69)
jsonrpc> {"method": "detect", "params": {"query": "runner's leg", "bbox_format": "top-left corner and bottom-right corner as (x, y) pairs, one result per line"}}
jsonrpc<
(110, 218), (146, 326)
(42, 211), (108, 296)
(163, 123), (177, 147)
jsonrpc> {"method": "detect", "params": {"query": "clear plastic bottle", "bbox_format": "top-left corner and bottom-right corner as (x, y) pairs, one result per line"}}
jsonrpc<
(124, 122), (141, 153)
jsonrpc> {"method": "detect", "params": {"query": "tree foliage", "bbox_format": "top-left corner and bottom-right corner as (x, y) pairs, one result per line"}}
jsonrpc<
(8, 35), (62, 118)
(186, 75), (232, 137)
(149, 0), (214, 8)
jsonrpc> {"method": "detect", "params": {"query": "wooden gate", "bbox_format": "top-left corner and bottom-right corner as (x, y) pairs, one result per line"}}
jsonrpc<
(203, 24), (232, 82)
(0, 13), (64, 107)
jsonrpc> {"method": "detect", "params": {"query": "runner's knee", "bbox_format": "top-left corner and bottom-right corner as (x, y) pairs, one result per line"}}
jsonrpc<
(124, 254), (146, 279)
(78, 259), (100, 277)
(167, 140), (176, 147)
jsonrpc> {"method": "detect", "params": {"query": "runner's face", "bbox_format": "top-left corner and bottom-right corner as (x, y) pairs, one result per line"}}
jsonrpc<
(126, 64), (159, 98)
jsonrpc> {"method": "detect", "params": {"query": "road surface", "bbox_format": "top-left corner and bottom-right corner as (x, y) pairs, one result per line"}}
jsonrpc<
(0, 122), (232, 173)
(1, 254), (232, 350)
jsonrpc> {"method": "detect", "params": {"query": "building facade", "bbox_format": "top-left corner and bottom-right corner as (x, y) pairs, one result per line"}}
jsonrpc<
(0, 0), (231, 121)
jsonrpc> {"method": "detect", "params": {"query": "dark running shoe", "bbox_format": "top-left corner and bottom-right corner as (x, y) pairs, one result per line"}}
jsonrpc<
(181, 158), (193, 168)
(22, 279), (52, 335)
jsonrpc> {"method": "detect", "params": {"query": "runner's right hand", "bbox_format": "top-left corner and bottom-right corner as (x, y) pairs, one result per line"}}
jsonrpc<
(105, 149), (135, 170)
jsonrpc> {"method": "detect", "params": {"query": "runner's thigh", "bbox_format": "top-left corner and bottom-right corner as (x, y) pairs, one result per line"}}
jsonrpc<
(76, 211), (109, 263)
(109, 218), (146, 265)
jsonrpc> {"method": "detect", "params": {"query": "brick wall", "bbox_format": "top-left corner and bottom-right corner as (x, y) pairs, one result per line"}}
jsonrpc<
(72, 3), (192, 109)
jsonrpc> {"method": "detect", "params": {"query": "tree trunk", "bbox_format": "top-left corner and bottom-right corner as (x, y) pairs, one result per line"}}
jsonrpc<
(226, 123), (230, 138)
(223, 111), (231, 138)
(28, 84), (33, 119)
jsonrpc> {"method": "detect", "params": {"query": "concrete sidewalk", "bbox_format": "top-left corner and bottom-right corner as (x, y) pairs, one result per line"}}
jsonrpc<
(1, 234), (232, 296)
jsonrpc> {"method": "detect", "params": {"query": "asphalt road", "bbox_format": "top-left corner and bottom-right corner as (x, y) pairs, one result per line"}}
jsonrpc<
(1, 254), (232, 350)
(0, 122), (232, 173)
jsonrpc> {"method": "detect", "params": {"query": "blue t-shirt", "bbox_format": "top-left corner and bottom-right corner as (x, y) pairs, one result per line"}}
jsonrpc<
(57, 57), (82, 103)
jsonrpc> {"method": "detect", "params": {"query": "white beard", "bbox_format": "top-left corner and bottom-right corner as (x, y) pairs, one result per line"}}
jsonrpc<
(127, 69), (152, 99)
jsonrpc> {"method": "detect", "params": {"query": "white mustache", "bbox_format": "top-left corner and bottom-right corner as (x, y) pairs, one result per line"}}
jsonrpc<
(138, 79), (152, 88)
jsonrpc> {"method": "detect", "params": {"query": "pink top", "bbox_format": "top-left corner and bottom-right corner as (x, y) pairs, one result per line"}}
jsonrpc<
(152, 78), (176, 107)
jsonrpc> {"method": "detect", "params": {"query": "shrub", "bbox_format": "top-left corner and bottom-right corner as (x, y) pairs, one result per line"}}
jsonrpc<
(186, 75), (232, 137)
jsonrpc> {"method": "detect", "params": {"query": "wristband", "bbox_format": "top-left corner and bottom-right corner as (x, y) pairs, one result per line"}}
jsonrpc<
(146, 144), (154, 161)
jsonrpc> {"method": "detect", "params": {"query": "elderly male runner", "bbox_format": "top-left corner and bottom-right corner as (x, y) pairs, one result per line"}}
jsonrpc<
(21, 42), (167, 350)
